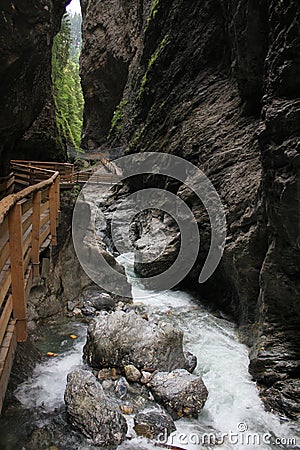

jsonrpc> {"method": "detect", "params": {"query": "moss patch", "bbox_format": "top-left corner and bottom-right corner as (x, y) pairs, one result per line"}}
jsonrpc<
(108, 99), (127, 138)
(138, 35), (169, 99)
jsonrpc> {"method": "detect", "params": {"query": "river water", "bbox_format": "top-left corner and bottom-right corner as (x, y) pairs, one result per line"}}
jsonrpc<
(0, 253), (298, 449)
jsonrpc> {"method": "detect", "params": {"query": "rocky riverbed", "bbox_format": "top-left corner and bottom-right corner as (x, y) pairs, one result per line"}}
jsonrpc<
(0, 250), (299, 449)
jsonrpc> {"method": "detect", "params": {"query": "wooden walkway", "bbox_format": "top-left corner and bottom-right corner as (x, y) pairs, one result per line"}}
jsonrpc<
(0, 164), (60, 413)
(0, 159), (121, 413)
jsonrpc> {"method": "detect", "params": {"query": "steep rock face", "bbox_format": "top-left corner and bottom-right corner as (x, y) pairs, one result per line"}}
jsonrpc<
(80, 0), (300, 418)
(248, 1), (300, 418)
(80, 0), (150, 149)
(14, 96), (66, 163)
(0, 0), (67, 176)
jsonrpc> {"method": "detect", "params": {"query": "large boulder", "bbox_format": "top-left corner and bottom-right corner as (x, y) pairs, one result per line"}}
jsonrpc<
(64, 369), (127, 447)
(83, 310), (187, 371)
(148, 369), (208, 420)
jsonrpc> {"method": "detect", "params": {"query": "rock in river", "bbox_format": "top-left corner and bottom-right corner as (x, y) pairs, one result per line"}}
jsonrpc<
(64, 369), (127, 447)
(83, 310), (187, 371)
(124, 364), (142, 382)
(134, 408), (176, 439)
(148, 369), (208, 419)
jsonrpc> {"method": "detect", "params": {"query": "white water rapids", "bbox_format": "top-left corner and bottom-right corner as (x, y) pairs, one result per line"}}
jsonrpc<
(10, 252), (299, 450)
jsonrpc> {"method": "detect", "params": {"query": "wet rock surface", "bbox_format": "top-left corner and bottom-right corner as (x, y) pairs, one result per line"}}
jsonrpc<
(124, 364), (142, 382)
(0, 0), (67, 175)
(184, 351), (197, 374)
(148, 369), (208, 420)
(83, 310), (187, 372)
(80, 0), (144, 148)
(133, 408), (176, 439)
(78, 0), (300, 418)
(64, 369), (127, 447)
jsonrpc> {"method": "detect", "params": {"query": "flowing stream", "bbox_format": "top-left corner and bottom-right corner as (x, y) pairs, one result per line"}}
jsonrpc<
(117, 253), (299, 450)
(0, 254), (298, 450)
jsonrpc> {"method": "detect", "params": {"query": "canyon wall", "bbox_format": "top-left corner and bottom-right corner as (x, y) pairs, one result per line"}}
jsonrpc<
(80, 0), (300, 418)
(80, 0), (151, 149)
(0, 0), (67, 176)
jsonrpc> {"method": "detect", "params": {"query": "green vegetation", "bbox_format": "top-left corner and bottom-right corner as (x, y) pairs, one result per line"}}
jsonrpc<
(146, 0), (160, 28)
(52, 13), (84, 151)
(130, 126), (145, 147)
(109, 100), (127, 137)
(138, 35), (168, 99)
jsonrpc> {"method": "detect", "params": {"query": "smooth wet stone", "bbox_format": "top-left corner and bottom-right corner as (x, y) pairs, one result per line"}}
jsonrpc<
(124, 364), (142, 382)
(148, 369), (208, 419)
(73, 307), (82, 316)
(115, 377), (129, 400)
(90, 293), (116, 312)
(140, 371), (152, 384)
(134, 408), (176, 439)
(64, 369), (127, 447)
(184, 351), (197, 373)
(81, 306), (96, 316)
(83, 310), (187, 372)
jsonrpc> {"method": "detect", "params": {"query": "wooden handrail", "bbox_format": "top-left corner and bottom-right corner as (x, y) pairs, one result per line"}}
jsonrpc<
(0, 163), (61, 413)
(11, 160), (74, 184)
(0, 170), (59, 225)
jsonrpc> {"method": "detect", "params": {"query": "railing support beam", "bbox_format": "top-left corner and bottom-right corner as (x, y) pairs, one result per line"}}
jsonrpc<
(49, 182), (57, 246)
(8, 202), (27, 342)
(32, 191), (41, 278)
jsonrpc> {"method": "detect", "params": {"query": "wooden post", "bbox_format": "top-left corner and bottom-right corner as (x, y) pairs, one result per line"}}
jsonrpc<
(55, 175), (60, 219)
(71, 165), (74, 183)
(32, 191), (41, 278)
(49, 183), (57, 246)
(8, 202), (27, 342)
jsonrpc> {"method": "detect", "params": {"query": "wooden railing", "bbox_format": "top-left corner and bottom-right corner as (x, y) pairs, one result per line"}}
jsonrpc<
(0, 166), (60, 413)
(73, 169), (121, 184)
(9, 160), (120, 187)
(10, 160), (74, 185)
(0, 173), (15, 200)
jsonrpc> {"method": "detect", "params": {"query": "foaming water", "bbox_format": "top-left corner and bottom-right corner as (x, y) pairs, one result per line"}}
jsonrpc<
(117, 253), (299, 450)
(15, 326), (86, 411)
(1, 253), (298, 450)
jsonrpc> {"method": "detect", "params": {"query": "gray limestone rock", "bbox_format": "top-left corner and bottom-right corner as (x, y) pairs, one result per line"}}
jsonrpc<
(64, 369), (127, 447)
(148, 369), (208, 420)
(83, 310), (187, 372)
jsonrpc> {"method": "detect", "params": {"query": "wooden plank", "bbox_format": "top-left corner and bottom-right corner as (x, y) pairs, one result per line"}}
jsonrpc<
(21, 197), (33, 215)
(0, 323), (17, 413)
(31, 191), (41, 278)
(40, 224), (50, 247)
(22, 226), (32, 258)
(23, 247), (32, 274)
(55, 176), (60, 219)
(22, 209), (32, 235)
(22, 229), (32, 257)
(0, 171), (58, 226)
(6, 176), (15, 190)
(8, 202), (27, 342)
(0, 241), (9, 274)
(14, 172), (31, 180)
(14, 179), (29, 188)
(0, 271), (11, 310)
(40, 236), (52, 253)
(0, 295), (13, 347)
(40, 200), (50, 214)
(49, 183), (57, 245)
(0, 218), (8, 246)
(41, 188), (49, 201)
(40, 213), (49, 229)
